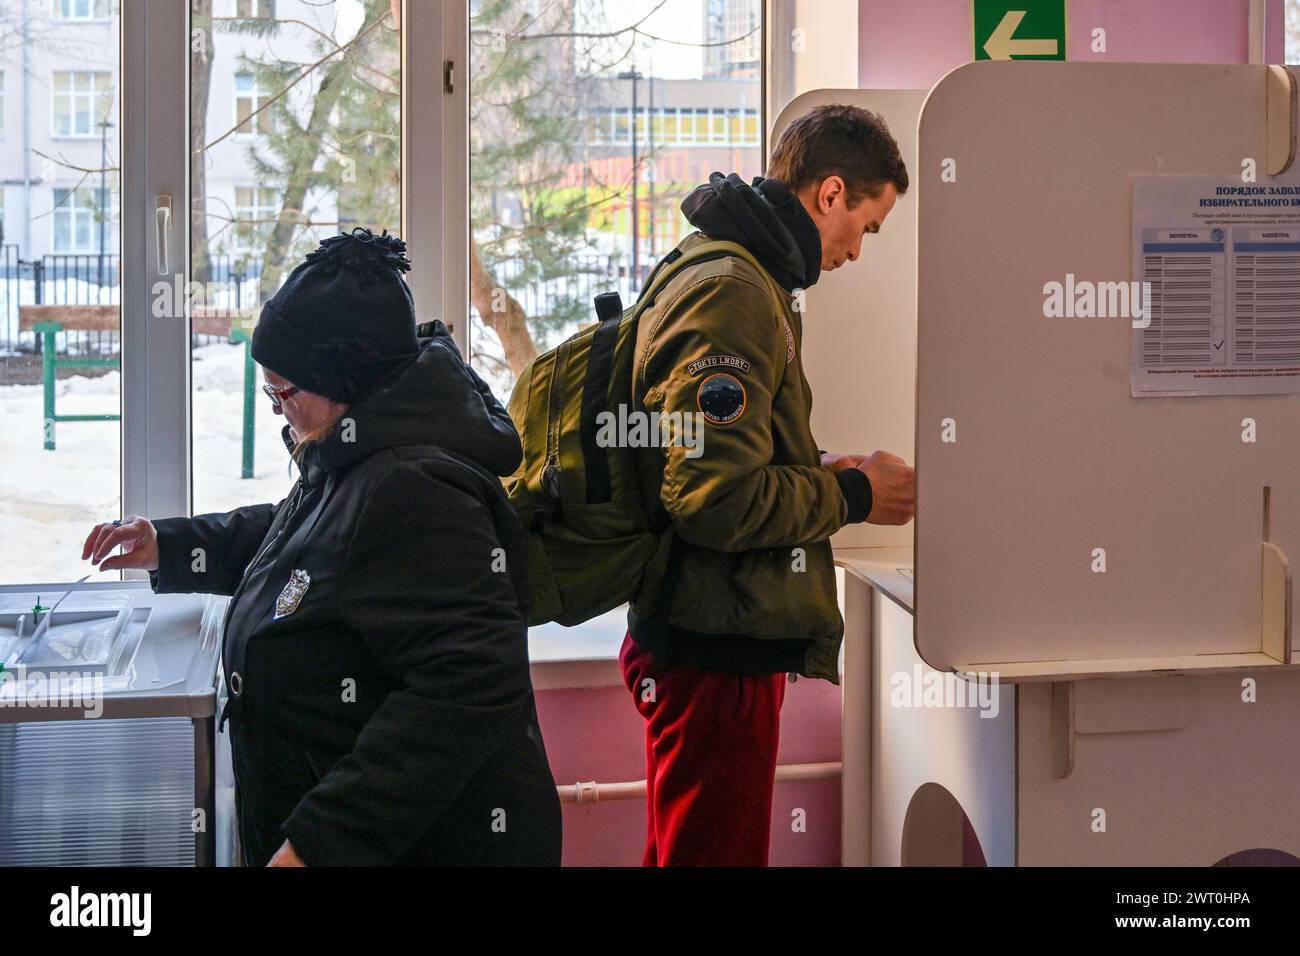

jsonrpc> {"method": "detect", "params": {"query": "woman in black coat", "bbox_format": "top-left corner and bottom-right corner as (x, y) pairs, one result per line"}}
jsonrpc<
(81, 230), (561, 866)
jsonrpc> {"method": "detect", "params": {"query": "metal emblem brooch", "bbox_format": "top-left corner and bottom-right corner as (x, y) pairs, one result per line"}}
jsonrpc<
(274, 569), (311, 620)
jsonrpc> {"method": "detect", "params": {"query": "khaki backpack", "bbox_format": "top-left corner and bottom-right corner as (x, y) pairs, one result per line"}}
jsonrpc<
(503, 238), (787, 626)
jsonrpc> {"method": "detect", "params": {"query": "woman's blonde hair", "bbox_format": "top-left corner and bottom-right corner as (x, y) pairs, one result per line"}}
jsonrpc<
(290, 421), (340, 464)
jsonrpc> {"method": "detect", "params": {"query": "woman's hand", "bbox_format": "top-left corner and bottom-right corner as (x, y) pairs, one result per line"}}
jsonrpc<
(267, 840), (307, 867)
(82, 516), (160, 572)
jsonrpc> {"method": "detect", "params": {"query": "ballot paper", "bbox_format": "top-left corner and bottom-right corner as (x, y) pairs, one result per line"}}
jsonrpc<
(1131, 175), (1300, 397)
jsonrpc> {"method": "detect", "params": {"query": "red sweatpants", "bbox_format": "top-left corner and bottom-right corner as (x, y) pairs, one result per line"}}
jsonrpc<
(619, 632), (786, 867)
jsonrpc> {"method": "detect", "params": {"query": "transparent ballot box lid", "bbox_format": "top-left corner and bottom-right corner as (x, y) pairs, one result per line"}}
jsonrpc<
(0, 589), (142, 678)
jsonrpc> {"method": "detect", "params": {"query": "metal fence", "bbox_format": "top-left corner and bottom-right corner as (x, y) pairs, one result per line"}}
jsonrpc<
(0, 247), (266, 357)
(474, 252), (653, 328)
(0, 245), (654, 359)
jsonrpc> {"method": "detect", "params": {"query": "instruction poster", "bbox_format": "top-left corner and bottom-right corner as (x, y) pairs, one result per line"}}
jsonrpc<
(1131, 175), (1300, 397)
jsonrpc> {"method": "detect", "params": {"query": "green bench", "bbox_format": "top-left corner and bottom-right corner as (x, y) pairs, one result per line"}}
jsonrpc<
(19, 305), (121, 451)
(19, 305), (259, 478)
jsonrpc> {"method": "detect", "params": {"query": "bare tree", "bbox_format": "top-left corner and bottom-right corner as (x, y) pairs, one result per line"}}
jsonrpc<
(192, 0), (214, 285)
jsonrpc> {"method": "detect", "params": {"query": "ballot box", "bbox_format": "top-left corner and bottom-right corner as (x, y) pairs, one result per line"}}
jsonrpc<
(0, 580), (229, 866)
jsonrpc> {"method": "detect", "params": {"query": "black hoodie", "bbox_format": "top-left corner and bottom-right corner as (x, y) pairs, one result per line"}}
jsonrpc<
(150, 321), (561, 866)
(680, 172), (822, 291)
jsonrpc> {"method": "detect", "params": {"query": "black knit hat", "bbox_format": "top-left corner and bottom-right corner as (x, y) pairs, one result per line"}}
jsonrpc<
(251, 228), (420, 404)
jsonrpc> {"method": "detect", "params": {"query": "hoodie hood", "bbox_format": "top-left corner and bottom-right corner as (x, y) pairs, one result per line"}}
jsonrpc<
(679, 172), (822, 291)
(290, 320), (522, 483)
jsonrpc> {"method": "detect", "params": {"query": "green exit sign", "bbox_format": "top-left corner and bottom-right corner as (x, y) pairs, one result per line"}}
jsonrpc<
(973, 0), (1067, 61)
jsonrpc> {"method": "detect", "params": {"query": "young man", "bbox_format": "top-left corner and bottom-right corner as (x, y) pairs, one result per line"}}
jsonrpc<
(620, 104), (916, 866)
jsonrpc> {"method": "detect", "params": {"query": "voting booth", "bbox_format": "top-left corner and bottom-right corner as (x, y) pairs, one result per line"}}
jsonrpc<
(783, 63), (1300, 865)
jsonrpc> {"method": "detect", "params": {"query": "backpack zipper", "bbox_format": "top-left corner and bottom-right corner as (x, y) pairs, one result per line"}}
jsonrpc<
(542, 336), (572, 520)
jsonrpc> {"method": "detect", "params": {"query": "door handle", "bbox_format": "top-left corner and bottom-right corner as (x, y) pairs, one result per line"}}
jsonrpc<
(155, 194), (172, 276)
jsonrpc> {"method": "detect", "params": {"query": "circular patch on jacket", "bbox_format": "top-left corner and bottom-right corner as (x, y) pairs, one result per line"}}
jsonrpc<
(696, 372), (746, 425)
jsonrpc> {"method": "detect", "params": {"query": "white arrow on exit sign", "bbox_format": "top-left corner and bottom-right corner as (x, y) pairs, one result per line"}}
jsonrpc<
(983, 10), (1059, 60)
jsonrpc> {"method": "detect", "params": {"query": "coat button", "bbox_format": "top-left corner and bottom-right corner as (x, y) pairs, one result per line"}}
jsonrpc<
(229, 671), (243, 696)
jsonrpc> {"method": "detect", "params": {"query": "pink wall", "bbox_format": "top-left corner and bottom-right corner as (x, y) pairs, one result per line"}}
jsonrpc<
(534, 672), (844, 866)
(858, 0), (1285, 91)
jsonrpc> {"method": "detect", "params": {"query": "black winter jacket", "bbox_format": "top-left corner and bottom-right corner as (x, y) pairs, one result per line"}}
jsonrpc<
(150, 322), (561, 866)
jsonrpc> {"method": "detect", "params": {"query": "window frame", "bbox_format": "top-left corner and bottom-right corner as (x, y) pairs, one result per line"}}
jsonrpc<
(105, 0), (765, 663)
(403, 0), (468, 356)
(115, 0), (768, 543)
(115, 0), (444, 530)
(120, 0), (189, 525)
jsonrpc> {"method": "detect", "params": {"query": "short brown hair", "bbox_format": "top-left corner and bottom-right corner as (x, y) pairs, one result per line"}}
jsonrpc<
(767, 104), (908, 205)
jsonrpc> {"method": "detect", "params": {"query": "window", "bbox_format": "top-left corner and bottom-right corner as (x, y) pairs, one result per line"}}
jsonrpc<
(2, 12), (120, 584)
(1, 0), (423, 582)
(51, 71), (113, 137)
(468, 0), (764, 402)
(0, 72), (5, 138)
(234, 72), (272, 137)
(52, 186), (115, 253)
(681, 108), (705, 143)
(192, 0), (402, 514)
(584, 105), (760, 148)
(709, 109), (726, 143)
(232, 185), (278, 251)
(469, 0), (762, 656)
(52, 0), (112, 20)
(236, 0), (275, 18)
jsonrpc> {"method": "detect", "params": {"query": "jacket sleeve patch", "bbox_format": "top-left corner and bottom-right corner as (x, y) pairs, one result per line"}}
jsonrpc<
(686, 353), (752, 376)
(696, 372), (747, 425)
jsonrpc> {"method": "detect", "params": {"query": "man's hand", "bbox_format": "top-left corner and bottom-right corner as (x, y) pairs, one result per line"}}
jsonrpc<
(82, 516), (160, 572)
(820, 451), (869, 473)
(267, 840), (307, 867)
(857, 451), (915, 526)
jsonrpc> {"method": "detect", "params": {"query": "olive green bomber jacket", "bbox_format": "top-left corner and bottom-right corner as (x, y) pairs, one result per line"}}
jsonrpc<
(628, 233), (872, 682)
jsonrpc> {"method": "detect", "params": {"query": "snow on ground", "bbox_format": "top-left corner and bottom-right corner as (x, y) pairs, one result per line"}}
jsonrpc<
(1, 342), (298, 584)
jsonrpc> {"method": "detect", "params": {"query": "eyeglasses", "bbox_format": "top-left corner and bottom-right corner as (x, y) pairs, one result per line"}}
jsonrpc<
(261, 382), (300, 411)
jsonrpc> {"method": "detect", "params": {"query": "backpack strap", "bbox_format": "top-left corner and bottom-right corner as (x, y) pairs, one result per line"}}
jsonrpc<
(579, 303), (625, 504)
(637, 239), (789, 327)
